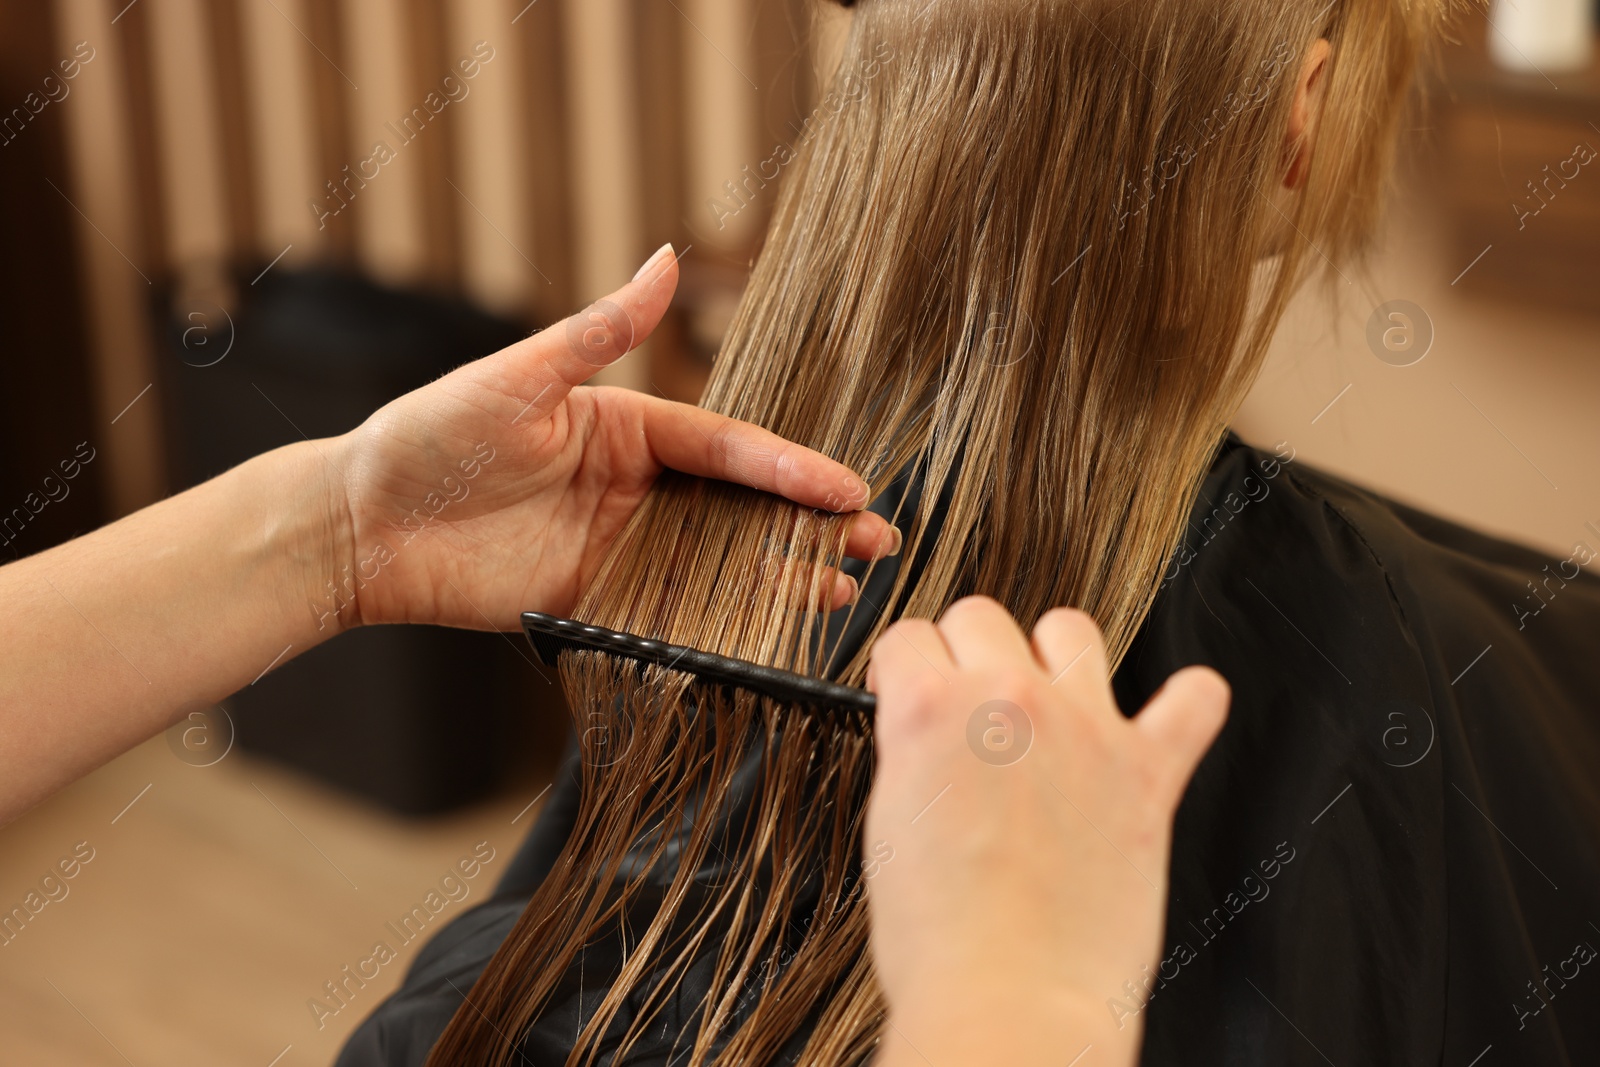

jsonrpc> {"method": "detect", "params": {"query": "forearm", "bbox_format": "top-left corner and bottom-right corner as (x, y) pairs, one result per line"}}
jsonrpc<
(0, 438), (350, 822)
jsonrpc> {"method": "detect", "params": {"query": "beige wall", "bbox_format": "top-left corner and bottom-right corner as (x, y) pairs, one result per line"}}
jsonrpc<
(1234, 167), (1600, 560)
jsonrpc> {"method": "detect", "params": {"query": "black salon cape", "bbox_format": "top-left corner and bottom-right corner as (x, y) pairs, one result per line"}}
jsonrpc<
(336, 436), (1600, 1066)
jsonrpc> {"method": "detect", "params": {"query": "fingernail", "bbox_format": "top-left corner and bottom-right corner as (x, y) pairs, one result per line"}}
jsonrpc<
(883, 525), (903, 558)
(841, 474), (869, 508)
(633, 242), (675, 283)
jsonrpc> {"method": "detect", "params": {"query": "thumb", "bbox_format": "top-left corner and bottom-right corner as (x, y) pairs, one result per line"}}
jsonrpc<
(558, 242), (679, 371)
(1132, 666), (1230, 804)
(467, 243), (681, 423)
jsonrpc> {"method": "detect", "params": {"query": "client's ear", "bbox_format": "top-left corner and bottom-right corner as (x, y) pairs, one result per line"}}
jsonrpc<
(1283, 38), (1332, 190)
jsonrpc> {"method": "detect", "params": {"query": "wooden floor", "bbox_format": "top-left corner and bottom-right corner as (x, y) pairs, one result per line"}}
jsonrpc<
(0, 733), (556, 1066)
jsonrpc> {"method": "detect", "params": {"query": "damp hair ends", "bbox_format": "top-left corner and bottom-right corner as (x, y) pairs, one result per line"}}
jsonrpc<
(426, 1), (1461, 1064)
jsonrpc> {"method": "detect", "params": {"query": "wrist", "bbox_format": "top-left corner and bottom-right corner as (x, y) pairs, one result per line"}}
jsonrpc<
(880, 986), (1140, 1067)
(263, 436), (359, 641)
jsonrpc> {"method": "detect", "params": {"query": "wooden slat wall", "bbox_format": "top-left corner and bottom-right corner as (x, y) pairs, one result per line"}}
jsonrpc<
(450, 0), (533, 317)
(303, 0), (357, 263)
(635, 0), (687, 260)
(341, 0), (428, 285)
(561, 0), (645, 386)
(54, 0), (166, 516)
(519, 0), (576, 324)
(406, 0), (461, 288)
(205, 0), (259, 261)
(0, 0), (108, 555)
(683, 0), (761, 255)
(237, 0), (326, 265)
(147, 0), (232, 276)
(53, 0), (818, 510)
(110, 2), (169, 282)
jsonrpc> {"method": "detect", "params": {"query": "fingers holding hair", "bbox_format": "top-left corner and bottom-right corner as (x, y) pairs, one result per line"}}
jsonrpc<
(467, 243), (900, 551)
(634, 400), (870, 512)
(630, 398), (896, 560)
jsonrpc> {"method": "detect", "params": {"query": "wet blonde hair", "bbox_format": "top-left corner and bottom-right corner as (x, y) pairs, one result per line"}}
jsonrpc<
(429, 0), (1456, 1063)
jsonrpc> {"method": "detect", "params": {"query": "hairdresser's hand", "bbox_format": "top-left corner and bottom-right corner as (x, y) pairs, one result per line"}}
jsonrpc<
(864, 598), (1229, 1067)
(324, 244), (894, 632)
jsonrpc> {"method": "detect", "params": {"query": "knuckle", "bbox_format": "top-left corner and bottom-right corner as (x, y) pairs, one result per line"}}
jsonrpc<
(707, 418), (738, 463)
(771, 442), (798, 481)
(902, 672), (949, 711)
(943, 594), (1005, 624)
(988, 675), (1041, 711)
(1035, 606), (1100, 643)
(877, 674), (947, 734)
(884, 617), (936, 646)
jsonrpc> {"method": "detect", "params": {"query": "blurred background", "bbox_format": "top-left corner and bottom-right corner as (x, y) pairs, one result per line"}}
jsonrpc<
(0, 0), (1596, 1062)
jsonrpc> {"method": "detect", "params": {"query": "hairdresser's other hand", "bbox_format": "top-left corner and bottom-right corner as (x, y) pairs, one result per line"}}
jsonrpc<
(864, 598), (1229, 1067)
(324, 244), (893, 632)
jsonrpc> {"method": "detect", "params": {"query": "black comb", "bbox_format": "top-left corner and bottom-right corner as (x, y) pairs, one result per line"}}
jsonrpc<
(521, 611), (877, 716)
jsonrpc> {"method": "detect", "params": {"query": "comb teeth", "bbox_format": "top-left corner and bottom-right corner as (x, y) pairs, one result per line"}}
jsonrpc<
(520, 612), (876, 716)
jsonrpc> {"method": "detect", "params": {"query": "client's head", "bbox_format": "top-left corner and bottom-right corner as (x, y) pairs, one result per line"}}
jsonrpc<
(429, 1), (1455, 1064)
